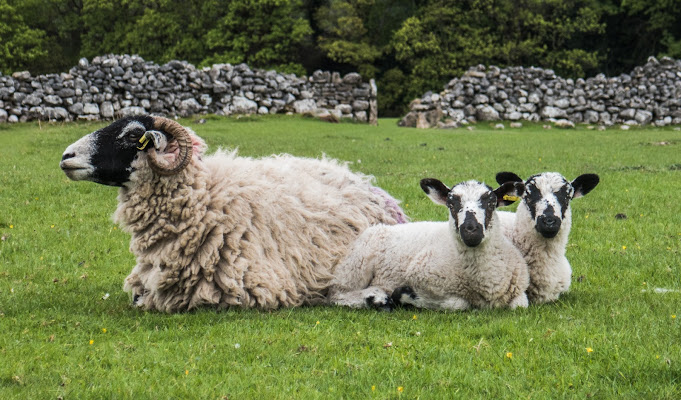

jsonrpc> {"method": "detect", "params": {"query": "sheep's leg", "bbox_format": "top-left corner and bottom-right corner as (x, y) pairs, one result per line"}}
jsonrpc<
(392, 286), (470, 311)
(509, 292), (529, 309)
(124, 264), (148, 307)
(329, 286), (394, 311)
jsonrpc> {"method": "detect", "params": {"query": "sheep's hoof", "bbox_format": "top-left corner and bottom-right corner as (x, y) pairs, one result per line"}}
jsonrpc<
(391, 286), (418, 307)
(132, 293), (146, 307)
(365, 295), (395, 312)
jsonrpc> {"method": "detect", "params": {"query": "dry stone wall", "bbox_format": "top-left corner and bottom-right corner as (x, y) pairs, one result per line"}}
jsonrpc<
(400, 56), (681, 128)
(0, 54), (377, 124)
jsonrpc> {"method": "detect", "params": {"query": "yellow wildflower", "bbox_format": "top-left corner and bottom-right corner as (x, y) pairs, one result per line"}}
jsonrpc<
(9, 225), (13, 229)
(89, 340), (94, 345)
(673, 315), (676, 319)
(397, 387), (404, 393)
(622, 245), (626, 250)
(506, 352), (513, 359)
(586, 347), (593, 353)
(371, 386), (375, 392)
(102, 328), (107, 333)
(412, 315), (417, 320)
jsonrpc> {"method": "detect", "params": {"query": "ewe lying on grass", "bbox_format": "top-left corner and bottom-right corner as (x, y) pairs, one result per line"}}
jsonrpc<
(495, 171), (600, 304)
(329, 178), (530, 311)
(60, 115), (406, 312)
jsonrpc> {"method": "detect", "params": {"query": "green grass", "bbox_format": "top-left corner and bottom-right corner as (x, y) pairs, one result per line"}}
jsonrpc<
(0, 115), (679, 399)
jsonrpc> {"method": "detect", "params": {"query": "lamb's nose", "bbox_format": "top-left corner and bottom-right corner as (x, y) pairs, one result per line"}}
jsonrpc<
(464, 223), (477, 233)
(62, 152), (75, 161)
(544, 216), (559, 227)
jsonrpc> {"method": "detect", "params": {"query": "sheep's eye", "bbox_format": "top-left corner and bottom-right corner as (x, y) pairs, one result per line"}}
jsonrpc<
(128, 130), (144, 142)
(447, 196), (461, 211)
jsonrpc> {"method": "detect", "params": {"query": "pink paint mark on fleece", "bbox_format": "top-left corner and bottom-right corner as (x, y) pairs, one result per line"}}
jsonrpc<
(370, 186), (408, 224)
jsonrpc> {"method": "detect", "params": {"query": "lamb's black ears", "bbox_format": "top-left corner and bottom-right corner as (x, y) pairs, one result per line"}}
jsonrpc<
(420, 178), (450, 206)
(495, 171), (523, 186)
(572, 174), (600, 198)
(494, 182), (525, 207)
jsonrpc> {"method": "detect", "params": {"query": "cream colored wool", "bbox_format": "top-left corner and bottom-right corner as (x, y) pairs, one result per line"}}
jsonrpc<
(496, 206), (573, 304)
(117, 133), (405, 312)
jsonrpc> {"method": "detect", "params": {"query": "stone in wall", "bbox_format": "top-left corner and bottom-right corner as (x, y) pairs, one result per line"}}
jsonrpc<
(400, 56), (681, 128)
(0, 55), (377, 124)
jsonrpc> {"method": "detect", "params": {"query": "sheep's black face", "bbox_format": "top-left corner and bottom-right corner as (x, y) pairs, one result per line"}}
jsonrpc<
(496, 171), (600, 239)
(421, 179), (523, 248)
(60, 115), (156, 186)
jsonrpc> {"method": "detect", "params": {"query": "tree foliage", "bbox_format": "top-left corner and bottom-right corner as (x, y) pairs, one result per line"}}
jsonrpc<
(0, 0), (48, 74)
(202, 0), (312, 75)
(1, 0), (680, 114)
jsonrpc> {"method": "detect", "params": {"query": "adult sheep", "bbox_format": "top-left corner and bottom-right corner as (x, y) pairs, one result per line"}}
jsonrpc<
(60, 115), (407, 312)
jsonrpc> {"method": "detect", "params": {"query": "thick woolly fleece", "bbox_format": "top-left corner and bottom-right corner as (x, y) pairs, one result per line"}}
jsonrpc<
(496, 205), (573, 303)
(329, 213), (530, 310)
(116, 132), (406, 312)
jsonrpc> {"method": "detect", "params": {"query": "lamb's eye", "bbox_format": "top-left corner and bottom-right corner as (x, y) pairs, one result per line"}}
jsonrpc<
(448, 197), (461, 211)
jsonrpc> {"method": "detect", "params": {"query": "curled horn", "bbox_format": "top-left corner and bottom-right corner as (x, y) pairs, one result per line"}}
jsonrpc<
(147, 116), (193, 176)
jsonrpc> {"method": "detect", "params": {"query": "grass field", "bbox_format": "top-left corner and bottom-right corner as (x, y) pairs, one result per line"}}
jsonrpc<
(0, 115), (679, 399)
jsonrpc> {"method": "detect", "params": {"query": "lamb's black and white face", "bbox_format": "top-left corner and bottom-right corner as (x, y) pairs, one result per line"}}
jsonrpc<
(60, 115), (157, 186)
(496, 171), (600, 238)
(421, 178), (524, 247)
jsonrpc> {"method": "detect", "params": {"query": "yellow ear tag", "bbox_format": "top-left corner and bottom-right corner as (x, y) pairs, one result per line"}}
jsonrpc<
(137, 134), (151, 150)
(503, 195), (521, 202)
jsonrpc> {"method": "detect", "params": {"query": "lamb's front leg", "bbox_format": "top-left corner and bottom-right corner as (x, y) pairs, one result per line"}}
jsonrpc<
(328, 234), (397, 310)
(329, 286), (395, 311)
(391, 286), (470, 311)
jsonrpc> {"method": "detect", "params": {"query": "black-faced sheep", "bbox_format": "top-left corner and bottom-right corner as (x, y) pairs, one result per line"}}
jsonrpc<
(60, 115), (407, 312)
(328, 178), (530, 311)
(495, 171), (600, 304)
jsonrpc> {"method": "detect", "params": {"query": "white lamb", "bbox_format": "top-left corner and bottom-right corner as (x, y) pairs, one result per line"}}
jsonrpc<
(495, 171), (600, 304)
(60, 115), (407, 312)
(328, 178), (530, 311)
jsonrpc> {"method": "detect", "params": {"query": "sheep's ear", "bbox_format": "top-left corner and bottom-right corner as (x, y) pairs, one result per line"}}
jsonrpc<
(495, 171), (523, 186)
(146, 130), (168, 151)
(420, 178), (450, 205)
(572, 174), (599, 198)
(494, 182), (525, 207)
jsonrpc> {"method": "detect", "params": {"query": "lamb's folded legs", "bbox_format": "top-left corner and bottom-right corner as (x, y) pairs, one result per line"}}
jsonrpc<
(391, 286), (471, 311)
(329, 286), (395, 311)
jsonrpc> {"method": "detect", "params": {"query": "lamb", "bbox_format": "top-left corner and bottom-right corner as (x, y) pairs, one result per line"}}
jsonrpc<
(59, 115), (407, 312)
(494, 171), (600, 304)
(328, 178), (530, 311)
